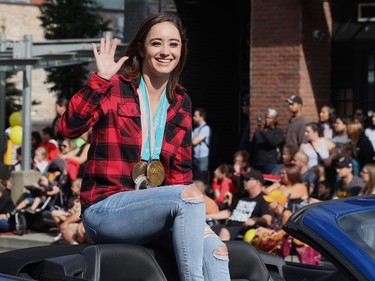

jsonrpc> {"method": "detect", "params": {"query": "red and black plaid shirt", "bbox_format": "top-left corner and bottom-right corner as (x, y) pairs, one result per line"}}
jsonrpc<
(59, 74), (193, 211)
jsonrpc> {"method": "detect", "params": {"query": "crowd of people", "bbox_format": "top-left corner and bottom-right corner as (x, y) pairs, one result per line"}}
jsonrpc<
(1, 13), (375, 276)
(192, 95), (375, 264)
(0, 96), (91, 245)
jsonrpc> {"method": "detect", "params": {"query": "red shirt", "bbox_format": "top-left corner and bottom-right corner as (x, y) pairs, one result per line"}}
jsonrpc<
(59, 74), (193, 211)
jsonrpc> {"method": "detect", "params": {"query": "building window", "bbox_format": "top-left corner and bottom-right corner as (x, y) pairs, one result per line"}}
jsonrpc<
(366, 53), (375, 115)
(336, 87), (353, 117)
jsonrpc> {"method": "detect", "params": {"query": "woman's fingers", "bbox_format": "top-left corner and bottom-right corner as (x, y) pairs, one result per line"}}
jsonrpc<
(104, 34), (111, 54)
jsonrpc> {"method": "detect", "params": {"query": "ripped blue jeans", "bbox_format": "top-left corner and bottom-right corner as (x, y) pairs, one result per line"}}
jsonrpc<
(82, 184), (230, 281)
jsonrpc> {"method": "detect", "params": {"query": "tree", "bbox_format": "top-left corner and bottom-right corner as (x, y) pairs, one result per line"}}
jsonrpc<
(38, 0), (111, 100)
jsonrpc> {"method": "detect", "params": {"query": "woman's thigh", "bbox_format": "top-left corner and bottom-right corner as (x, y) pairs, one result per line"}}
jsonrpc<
(82, 185), (189, 244)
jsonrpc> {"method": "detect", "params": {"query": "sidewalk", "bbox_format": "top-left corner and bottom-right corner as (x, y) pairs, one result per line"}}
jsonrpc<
(0, 230), (56, 252)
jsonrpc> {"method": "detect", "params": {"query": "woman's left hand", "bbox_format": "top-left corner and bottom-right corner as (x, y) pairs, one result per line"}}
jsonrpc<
(93, 35), (128, 81)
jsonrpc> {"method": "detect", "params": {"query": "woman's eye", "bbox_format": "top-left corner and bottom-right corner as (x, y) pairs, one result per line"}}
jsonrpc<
(170, 42), (180, 48)
(151, 41), (162, 46)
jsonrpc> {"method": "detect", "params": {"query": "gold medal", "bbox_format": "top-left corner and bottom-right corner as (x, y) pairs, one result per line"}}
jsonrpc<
(146, 160), (165, 187)
(132, 161), (147, 184)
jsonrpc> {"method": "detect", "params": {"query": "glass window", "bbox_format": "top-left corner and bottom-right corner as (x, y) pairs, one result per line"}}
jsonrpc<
(339, 210), (375, 260)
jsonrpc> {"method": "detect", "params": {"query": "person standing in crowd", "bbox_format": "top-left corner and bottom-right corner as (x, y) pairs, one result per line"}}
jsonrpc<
(333, 156), (366, 199)
(59, 13), (230, 281)
(353, 108), (369, 129)
(285, 95), (308, 148)
(319, 104), (336, 139)
(52, 98), (69, 146)
(332, 115), (351, 152)
(192, 107), (212, 185)
(359, 163), (375, 195)
(250, 108), (284, 174)
(300, 122), (338, 186)
(347, 120), (375, 170)
(238, 94), (251, 152)
(364, 111), (375, 152)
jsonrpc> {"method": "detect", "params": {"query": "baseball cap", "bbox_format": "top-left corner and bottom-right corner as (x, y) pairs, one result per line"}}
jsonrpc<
(336, 157), (353, 168)
(243, 170), (264, 184)
(266, 108), (278, 118)
(263, 190), (287, 206)
(286, 95), (303, 105)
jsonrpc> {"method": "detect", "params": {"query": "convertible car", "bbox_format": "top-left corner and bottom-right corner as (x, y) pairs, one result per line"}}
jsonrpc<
(0, 195), (373, 281)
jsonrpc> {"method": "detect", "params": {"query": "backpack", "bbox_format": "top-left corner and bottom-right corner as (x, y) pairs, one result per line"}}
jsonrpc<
(198, 123), (216, 159)
(197, 124), (219, 170)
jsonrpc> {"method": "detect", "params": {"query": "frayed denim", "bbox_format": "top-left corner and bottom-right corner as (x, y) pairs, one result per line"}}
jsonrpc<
(82, 184), (230, 281)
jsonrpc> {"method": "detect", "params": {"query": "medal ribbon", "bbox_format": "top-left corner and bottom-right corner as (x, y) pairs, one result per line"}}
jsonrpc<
(138, 76), (168, 162)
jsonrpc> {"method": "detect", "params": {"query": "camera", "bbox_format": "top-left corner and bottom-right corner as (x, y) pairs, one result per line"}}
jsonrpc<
(257, 115), (263, 125)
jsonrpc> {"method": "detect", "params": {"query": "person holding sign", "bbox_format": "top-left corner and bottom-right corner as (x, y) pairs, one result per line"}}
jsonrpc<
(59, 13), (230, 281)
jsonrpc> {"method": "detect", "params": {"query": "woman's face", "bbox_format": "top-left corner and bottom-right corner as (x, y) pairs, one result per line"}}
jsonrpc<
(334, 118), (346, 133)
(60, 140), (70, 154)
(280, 169), (289, 184)
(360, 167), (370, 183)
(319, 106), (329, 122)
(305, 126), (317, 141)
(141, 22), (181, 78)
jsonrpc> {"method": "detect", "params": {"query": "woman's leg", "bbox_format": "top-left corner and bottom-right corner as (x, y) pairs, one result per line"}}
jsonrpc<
(203, 224), (230, 281)
(82, 184), (207, 281)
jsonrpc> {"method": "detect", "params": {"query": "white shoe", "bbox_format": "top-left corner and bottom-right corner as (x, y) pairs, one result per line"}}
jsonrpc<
(53, 233), (63, 242)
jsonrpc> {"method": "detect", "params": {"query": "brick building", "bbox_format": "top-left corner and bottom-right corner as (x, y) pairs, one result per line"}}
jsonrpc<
(2, 0), (375, 168)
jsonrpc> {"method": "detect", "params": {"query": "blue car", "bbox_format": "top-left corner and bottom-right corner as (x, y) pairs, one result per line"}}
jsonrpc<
(0, 195), (373, 280)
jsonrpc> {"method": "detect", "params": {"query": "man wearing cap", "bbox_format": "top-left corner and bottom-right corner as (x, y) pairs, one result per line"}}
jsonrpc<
(207, 170), (272, 241)
(255, 190), (292, 237)
(333, 156), (366, 199)
(285, 95), (308, 148)
(250, 108), (284, 173)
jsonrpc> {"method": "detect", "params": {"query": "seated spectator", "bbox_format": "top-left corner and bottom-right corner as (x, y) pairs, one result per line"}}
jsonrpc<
(51, 178), (82, 242)
(292, 151), (319, 197)
(333, 156), (366, 199)
(15, 172), (60, 213)
(232, 150), (251, 198)
(271, 144), (299, 175)
(59, 138), (77, 155)
(266, 163), (308, 212)
(33, 146), (49, 174)
(208, 170), (272, 241)
(211, 163), (238, 210)
(0, 182), (16, 232)
(38, 127), (60, 161)
(250, 190), (292, 256)
(359, 163), (375, 195)
(60, 130), (91, 179)
(339, 143), (360, 176)
(194, 179), (219, 215)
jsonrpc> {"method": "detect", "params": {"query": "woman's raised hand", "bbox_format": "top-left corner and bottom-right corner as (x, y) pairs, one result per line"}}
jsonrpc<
(92, 35), (128, 81)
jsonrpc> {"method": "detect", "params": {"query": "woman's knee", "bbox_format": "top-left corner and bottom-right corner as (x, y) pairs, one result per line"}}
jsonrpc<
(181, 185), (204, 203)
(204, 225), (229, 260)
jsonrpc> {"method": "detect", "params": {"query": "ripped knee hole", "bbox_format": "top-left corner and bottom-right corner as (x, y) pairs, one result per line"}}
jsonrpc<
(182, 185), (204, 202)
(213, 245), (229, 258)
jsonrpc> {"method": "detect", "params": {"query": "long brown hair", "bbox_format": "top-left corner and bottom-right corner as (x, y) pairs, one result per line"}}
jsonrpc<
(120, 13), (188, 101)
(282, 163), (302, 185)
